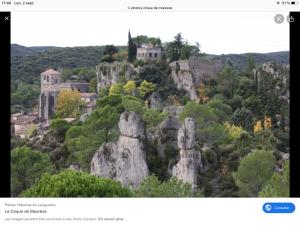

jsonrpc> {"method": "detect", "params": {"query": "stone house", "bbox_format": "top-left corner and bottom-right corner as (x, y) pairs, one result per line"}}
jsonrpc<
(136, 44), (161, 61)
(11, 114), (38, 138)
(80, 93), (97, 114)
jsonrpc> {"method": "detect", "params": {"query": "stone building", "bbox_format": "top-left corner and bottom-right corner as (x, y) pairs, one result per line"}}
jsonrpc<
(136, 44), (161, 61)
(11, 113), (38, 138)
(39, 69), (96, 121)
(80, 93), (97, 114)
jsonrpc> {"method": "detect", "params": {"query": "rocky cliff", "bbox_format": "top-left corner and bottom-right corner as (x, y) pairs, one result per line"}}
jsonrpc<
(91, 112), (149, 188)
(172, 117), (203, 189)
(96, 62), (138, 92)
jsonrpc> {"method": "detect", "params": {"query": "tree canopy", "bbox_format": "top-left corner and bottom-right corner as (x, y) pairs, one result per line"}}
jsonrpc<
(21, 170), (132, 197)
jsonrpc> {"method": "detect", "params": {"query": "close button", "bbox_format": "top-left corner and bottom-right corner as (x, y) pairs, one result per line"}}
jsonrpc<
(263, 202), (295, 213)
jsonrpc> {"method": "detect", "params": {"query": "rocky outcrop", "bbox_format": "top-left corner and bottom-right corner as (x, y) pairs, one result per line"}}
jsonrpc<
(119, 112), (144, 138)
(177, 118), (196, 150)
(172, 118), (202, 189)
(253, 62), (289, 103)
(147, 106), (183, 159)
(149, 92), (163, 110)
(91, 112), (149, 189)
(170, 57), (222, 101)
(163, 105), (184, 117)
(96, 62), (138, 92)
(170, 63), (199, 101)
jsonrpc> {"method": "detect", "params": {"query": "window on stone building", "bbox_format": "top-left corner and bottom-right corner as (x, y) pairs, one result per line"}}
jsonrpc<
(149, 53), (152, 57)
(49, 96), (54, 106)
(154, 53), (157, 57)
(46, 76), (49, 82)
(44, 76), (46, 81)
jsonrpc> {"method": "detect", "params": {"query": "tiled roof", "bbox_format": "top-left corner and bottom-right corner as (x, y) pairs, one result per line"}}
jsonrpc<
(41, 69), (60, 76)
(12, 115), (37, 125)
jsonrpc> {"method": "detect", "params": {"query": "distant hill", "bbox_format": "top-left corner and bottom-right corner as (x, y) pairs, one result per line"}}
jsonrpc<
(11, 45), (122, 84)
(207, 51), (289, 72)
(11, 44), (59, 57)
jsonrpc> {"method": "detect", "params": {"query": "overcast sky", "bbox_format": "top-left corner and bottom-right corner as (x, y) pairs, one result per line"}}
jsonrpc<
(11, 12), (289, 55)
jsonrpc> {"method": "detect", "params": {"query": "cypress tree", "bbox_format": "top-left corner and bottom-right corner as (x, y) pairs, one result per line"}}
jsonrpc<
(128, 30), (136, 62)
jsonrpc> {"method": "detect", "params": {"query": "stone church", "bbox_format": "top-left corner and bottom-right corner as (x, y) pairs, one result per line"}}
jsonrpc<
(39, 69), (96, 121)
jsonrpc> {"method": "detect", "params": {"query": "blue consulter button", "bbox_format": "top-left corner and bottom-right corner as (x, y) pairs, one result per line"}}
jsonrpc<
(263, 202), (295, 213)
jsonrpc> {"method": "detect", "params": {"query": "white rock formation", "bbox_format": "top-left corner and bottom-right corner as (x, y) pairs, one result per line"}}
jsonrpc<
(91, 112), (149, 189)
(172, 117), (202, 189)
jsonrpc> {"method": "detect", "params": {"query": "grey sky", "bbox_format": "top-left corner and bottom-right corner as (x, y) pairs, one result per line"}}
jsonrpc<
(11, 12), (289, 54)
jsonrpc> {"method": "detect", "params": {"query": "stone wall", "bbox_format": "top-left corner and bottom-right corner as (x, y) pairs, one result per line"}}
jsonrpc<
(170, 57), (223, 101)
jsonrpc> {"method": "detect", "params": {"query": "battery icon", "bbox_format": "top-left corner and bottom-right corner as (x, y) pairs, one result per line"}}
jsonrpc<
(291, 1), (299, 4)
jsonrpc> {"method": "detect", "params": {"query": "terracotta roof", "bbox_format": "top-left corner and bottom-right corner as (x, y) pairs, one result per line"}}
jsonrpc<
(41, 69), (60, 76)
(80, 93), (97, 98)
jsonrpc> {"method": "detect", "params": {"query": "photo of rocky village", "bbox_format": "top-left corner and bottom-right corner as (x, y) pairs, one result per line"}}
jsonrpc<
(11, 31), (290, 197)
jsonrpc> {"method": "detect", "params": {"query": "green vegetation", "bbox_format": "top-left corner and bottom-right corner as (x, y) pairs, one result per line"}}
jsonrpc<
(165, 33), (201, 61)
(65, 105), (120, 171)
(134, 175), (203, 197)
(259, 160), (289, 197)
(21, 170), (132, 197)
(11, 34), (289, 197)
(233, 150), (276, 196)
(11, 147), (55, 196)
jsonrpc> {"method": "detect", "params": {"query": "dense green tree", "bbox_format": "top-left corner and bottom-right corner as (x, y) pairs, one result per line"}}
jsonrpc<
(165, 33), (184, 61)
(231, 107), (254, 131)
(101, 45), (119, 63)
(179, 101), (218, 125)
(132, 35), (162, 47)
(11, 147), (54, 196)
(217, 64), (238, 99)
(233, 150), (276, 196)
(143, 109), (168, 128)
(21, 170), (132, 197)
(89, 77), (97, 93)
(236, 77), (256, 99)
(50, 119), (72, 138)
(138, 64), (162, 84)
(96, 94), (124, 112)
(121, 95), (144, 114)
(207, 97), (232, 122)
(229, 95), (243, 111)
(134, 175), (202, 197)
(259, 160), (289, 197)
(11, 83), (40, 113)
(180, 43), (201, 59)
